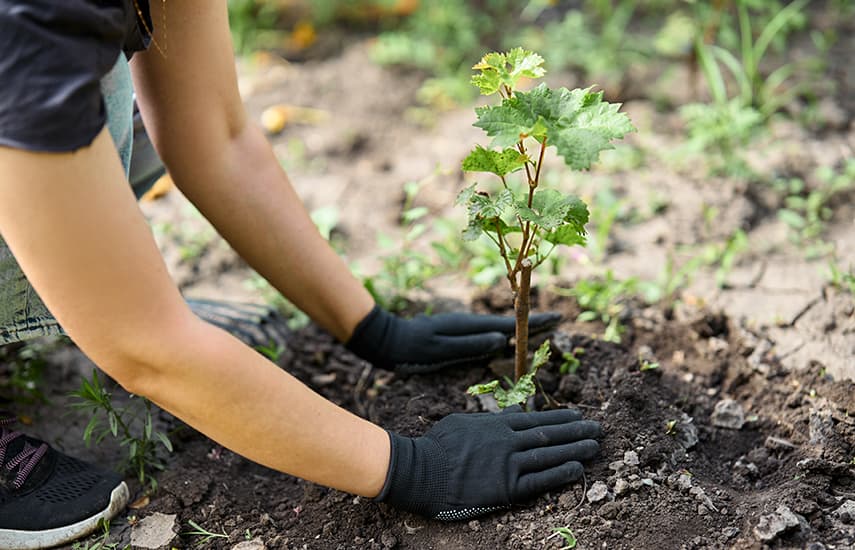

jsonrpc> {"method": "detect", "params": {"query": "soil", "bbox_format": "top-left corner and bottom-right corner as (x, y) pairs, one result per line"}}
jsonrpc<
(15, 290), (855, 549)
(3, 7), (855, 550)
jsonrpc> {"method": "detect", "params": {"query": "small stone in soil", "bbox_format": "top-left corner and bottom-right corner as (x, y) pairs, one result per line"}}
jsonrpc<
(608, 460), (628, 474)
(614, 478), (630, 496)
(231, 540), (266, 550)
(623, 450), (639, 466)
(711, 399), (745, 430)
(468, 520), (480, 532)
(753, 505), (801, 542)
(597, 501), (622, 519)
(130, 512), (177, 550)
(587, 481), (610, 503)
(835, 500), (855, 523)
(381, 531), (398, 548)
(721, 526), (739, 540)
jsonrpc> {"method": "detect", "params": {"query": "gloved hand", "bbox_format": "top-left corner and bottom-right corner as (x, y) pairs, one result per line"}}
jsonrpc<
(346, 305), (561, 374)
(376, 406), (601, 520)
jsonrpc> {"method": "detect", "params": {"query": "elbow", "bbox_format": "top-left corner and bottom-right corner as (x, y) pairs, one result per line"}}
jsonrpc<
(80, 313), (204, 399)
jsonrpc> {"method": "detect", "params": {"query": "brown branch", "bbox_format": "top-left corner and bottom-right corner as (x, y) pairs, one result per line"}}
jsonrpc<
(533, 138), (547, 187)
(494, 220), (518, 293)
(514, 259), (533, 382)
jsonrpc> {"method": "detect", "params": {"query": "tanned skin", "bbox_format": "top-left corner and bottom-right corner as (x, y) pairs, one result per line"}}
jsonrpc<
(0, 1), (388, 497)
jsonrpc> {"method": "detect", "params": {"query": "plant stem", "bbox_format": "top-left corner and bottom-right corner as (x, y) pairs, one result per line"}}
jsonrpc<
(495, 220), (518, 293)
(514, 259), (533, 381)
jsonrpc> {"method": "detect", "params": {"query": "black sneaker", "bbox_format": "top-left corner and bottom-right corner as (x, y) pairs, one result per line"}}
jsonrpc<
(0, 413), (129, 550)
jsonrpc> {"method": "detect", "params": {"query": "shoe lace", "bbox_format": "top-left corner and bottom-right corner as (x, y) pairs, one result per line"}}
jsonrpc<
(0, 413), (48, 490)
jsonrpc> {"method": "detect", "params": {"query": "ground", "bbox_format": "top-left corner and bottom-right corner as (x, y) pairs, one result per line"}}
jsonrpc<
(4, 16), (855, 550)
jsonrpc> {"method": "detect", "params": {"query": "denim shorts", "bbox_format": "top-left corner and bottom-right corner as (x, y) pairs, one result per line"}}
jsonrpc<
(0, 54), (134, 345)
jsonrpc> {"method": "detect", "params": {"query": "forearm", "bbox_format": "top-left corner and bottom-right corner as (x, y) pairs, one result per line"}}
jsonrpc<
(168, 123), (372, 341)
(129, 315), (389, 496)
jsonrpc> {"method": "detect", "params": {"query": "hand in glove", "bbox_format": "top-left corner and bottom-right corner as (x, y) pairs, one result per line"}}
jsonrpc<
(346, 305), (561, 374)
(376, 407), (601, 520)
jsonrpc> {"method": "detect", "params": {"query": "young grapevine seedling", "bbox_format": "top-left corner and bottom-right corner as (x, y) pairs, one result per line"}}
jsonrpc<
(460, 48), (633, 406)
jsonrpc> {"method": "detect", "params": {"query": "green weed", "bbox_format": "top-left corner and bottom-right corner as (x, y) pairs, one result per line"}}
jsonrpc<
(183, 519), (230, 545)
(558, 271), (639, 344)
(550, 526), (578, 549)
(70, 370), (173, 493)
(560, 347), (586, 375)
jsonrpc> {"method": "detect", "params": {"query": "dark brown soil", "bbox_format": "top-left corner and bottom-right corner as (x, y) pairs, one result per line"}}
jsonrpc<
(19, 288), (851, 550)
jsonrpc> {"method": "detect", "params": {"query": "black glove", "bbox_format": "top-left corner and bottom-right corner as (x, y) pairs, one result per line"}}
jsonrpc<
(376, 406), (601, 520)
(346, 305), (561, 374)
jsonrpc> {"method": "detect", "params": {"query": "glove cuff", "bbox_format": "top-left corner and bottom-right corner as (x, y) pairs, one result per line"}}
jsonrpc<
(374, 431), (447, 518)
(346, 305), (394, 369)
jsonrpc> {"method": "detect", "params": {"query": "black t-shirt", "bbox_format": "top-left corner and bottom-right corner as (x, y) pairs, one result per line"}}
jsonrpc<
(0, 0), (151, 152)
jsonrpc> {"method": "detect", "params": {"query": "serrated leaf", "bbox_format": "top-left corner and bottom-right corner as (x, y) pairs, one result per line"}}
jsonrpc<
(545, 224), (587, 247)
(456, 183), (478, 206)
(505, 47), (546, 81)
(469, 188), (514, 220)
(495, 373), (537, 408)
(467, 380), (501, 396)
(517, 189), (581, 230)
(471, 71), (504, 96)
(462, 145), (528, 176)
(550, 98), (635, 169)
(532, 340), (551, 369)
(471, 48), (546, 96)
(474, 103), (538, 147)
(462, 219), (483, 241)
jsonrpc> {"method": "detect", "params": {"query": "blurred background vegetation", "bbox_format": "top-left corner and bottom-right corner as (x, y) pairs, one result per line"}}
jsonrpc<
(224, 0), (854, 314)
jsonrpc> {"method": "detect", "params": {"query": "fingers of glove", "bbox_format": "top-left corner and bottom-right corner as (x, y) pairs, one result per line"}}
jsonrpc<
(431, 332), (507, 359)
(515, 420), (602, 448)
(527, 312), (563, 334)
(517, 439), (600, 473)
(513, 461), (584, 502)
(392, 333), (507, 374)
(505, 408), (585, 430)
(428, 313), (516, 336)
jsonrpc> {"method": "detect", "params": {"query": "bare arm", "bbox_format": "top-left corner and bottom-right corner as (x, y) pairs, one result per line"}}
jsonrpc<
(0, 130), (389, 496)
(130, 0), (373, 342)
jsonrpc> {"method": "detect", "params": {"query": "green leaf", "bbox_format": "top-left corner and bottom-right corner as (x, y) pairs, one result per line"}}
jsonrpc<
(778, 209), (805, 229)
(474, 84), (634, 169)
(462, 145), (528, 176)
(462, 219), (484, 241)
(549, 92), (636, 170)
(469, 188), (514, 220)
(505, 47), (546, 81)
(155, 431), (173, 453)
(517, 189), (585, 231)
(471, 48), (546, 95)
(474, 102), (539, 147)
(108, 413), (118, 438)
(495, 372), (537, 408)
(455, 183), (478, 206)
(467, 380), (501, 396)
(545, 224), (586, 247)
(532, 340), (551, 369)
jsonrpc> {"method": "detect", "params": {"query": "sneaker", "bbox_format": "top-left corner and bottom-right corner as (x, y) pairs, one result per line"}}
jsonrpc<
(0, 413), (129, 550)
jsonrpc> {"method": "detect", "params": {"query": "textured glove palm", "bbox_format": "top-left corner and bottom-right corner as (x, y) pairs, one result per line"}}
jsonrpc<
(346, 305), (561, 374)
(376, 407), (601, 520)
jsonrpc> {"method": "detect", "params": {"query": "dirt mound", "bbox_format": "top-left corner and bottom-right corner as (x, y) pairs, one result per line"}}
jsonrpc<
(117, 291), (854, 549)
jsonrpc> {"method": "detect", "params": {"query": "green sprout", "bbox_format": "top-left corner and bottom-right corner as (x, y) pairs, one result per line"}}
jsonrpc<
(550, 526), (578, 549)
(560, 347), (586, 375)
(640, 360), (660, 372)
(458, 47), (634, 389)
(183, 520), (229, 545)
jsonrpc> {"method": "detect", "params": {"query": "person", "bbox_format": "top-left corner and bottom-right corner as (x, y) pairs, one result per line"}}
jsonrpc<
(0, 2), (602, 548)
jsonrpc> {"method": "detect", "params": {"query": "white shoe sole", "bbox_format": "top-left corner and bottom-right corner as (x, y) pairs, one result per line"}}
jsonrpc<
(0, 481), (129, 550)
